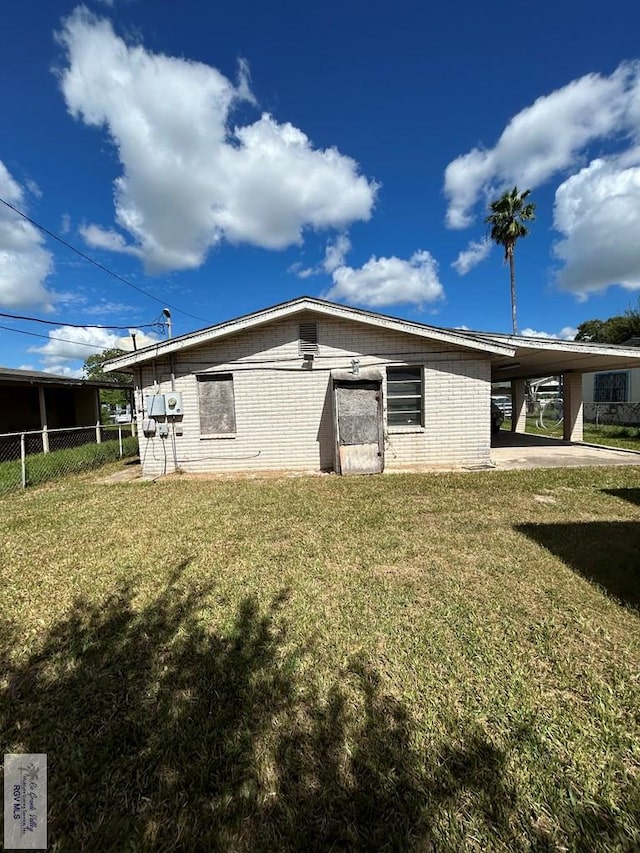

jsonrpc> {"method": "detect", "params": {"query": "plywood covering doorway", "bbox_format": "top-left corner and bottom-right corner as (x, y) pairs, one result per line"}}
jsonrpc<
(332, 371), (384, 474)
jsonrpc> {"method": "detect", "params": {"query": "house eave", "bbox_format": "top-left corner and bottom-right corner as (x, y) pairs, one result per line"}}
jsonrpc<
(0, 367), (132, 390)
(103, 297), (515, 371)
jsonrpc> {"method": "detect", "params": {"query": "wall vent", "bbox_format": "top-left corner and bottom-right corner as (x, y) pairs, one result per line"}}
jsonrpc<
(299, 322), (319, 355)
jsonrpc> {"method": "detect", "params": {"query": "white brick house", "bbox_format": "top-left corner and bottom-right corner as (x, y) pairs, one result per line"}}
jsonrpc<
(105, 297), (640, 476)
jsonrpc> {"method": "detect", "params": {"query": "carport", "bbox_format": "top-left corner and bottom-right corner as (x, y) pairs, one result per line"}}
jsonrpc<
(490, 429), (640, 469)
(475, 333), (640, 442)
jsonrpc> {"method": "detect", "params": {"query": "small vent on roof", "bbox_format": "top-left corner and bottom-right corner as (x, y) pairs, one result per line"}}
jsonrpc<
(299, 322), (319, 355)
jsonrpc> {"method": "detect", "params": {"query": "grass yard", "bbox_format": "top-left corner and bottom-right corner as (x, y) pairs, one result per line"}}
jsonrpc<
(1, 464), (639, 851)
(0, 432), (138, 496)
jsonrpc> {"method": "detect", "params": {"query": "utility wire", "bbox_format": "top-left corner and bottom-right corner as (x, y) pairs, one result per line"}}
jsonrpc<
(0, 196), (212, 325)
(0, 321), (448, 368)
(0, 323), (143, 350)
(0, 309), (162, 331)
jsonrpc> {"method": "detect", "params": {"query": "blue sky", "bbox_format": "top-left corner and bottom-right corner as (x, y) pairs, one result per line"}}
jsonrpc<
(2, 0), (640, 375)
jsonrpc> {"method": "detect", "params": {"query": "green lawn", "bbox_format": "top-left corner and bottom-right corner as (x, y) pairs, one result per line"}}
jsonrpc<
(1, 464), (639, 851)
(0, 433), (138, 496)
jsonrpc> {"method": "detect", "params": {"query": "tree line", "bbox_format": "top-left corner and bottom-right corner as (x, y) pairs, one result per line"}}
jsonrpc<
(574, 308), (640, 345)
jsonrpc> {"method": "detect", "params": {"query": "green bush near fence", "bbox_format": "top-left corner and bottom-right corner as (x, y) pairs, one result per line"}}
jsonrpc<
(0, 434), (138, 495)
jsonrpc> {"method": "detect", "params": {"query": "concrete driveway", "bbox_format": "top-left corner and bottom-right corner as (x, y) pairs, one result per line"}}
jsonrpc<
(491, 431), (640, 470)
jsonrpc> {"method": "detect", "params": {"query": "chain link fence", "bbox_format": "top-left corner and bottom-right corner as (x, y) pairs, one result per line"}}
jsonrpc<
(584, 401), (640, 427)
(0, 425), (138, 497)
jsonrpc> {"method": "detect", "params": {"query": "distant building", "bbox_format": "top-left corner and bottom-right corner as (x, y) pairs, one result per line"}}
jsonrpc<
(0, 366), (132, 452)
(583, 369), (640, 425)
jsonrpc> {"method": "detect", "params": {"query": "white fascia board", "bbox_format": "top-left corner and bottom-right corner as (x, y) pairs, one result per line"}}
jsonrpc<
(103, 297), (514, 372)
(299, 300), (515, 355)
(508, 338), (640, 359)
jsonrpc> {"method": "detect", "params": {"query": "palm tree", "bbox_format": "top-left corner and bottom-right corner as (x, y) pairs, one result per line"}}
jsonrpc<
(485, 186), (535, 335)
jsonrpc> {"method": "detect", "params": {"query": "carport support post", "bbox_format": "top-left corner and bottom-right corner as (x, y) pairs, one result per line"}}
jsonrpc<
(94, 389), (102, 445)
(563, 373), (583, 442)
(511, 380), (527, 433)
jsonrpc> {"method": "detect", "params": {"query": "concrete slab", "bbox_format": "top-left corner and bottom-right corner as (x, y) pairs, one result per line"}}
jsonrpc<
(95, 462), (143, 484)
(491, 431), (640, 470)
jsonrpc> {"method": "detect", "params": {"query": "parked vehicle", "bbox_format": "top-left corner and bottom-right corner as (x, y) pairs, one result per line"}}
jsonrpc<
(491, 402), (504, 435)
(491, 395), (512, 418)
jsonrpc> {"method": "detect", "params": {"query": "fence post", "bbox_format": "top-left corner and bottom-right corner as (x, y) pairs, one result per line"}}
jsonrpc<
(118, 426), (123, 458)
(20, 433), (26, 488)
(38, 387), (50, 453)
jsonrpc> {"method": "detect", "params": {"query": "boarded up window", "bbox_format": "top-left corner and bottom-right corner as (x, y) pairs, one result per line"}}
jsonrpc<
(197, 374), (236, 434)
(387, 367), (423, 426)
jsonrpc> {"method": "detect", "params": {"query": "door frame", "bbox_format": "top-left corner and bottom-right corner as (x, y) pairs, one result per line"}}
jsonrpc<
(330, 368), (384, 474)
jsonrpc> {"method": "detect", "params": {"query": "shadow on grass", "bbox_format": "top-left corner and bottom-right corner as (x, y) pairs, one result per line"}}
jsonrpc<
(517, 522), (640, 612)
(602, 487), (640, 508)
(2, 564), (635, 850)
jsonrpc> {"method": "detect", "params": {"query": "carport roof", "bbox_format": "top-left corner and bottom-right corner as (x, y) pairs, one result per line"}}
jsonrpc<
(0, 366), (132, 389)
(470, 333), (640, 381)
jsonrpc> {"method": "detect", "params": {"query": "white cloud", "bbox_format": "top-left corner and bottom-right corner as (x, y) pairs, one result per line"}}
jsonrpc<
(41, 362), (85, 378)
(444, 62), (640, 229)
(559, 326), (579, 340)
(30, 325), (160, 372)
(324, 250), (444, 308)
(82, 300), (135, 316)
(553, 154), (640, 294)
(520, 326), (578, 340)
(25, 179), (42, 200)
(0, 161), (54, 309)
(452, 237), (492, 275)
(323, 234), (351, 273)
(57, 8), (378, 273)
(287, 262), (315, 279)
(289, 234), (352, 279)
(79, 224), (143, 259)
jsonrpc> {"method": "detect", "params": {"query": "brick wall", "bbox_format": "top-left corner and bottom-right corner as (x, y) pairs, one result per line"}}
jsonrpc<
(135, 313), (492, 475)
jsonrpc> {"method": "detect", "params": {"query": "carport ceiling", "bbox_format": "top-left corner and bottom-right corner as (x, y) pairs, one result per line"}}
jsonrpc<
(479, 336), (640, 382)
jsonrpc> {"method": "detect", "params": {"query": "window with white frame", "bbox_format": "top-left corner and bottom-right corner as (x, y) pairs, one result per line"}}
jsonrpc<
(386, 367), (423, 426)
(593, 371), (628, 403)
(197, 373), (236, 435)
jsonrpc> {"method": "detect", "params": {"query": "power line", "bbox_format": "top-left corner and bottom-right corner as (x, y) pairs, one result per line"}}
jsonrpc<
(0, 196), (212, 326)
(0, 323), (141, 351)
(0, 309), (162, 331)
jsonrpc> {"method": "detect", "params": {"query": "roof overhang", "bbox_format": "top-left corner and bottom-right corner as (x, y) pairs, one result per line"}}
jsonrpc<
(486, 336), (640, 382)
(104, 296), (514, 372)
(102, 297), (640, 380)
(0, 367), (132, 390)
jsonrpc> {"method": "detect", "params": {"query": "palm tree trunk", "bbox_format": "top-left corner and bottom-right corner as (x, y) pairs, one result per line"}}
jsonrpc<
(508, 249), (517, 335)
